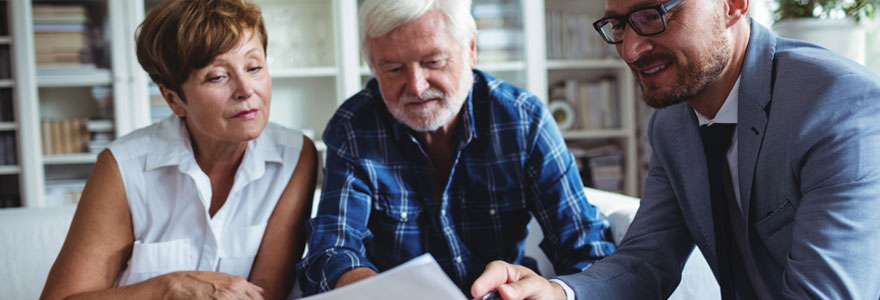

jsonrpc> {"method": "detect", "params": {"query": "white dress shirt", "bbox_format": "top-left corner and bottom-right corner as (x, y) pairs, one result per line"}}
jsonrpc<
(554, 76), (742, 300)
(109, 116), (304, 286)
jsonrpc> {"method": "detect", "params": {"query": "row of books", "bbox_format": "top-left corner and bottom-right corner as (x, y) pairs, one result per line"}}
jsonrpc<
(0, 89), (13, 122)
(473, 1), (523, 62)
(41, 118), (112, 155)
(549, 77), (621, 131)
(571, 144), (624, 193)
(546, 11), (616, 60)
(0, 132), (17, 166)
(0, 3), (8, 36)
(32, 4), (94, 68)
(0, 46), (10, 79)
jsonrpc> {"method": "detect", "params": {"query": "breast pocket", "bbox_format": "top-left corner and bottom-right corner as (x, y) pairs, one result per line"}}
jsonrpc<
(128, 238), (197, 280)
(754, 200), (796, 267)
(368, 194), (424, 263)
(219, 224), (267, 278)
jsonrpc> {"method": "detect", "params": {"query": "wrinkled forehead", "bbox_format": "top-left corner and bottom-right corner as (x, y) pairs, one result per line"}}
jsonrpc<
(604, 0), (665, 17)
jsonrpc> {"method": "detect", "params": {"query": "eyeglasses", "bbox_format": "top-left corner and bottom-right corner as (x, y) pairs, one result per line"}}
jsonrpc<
(592, 0), (685, 44)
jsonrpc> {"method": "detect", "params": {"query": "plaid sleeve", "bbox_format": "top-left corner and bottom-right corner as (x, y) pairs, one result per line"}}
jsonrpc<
(297, 141), (377, 296)
(524, 104), (616, 275)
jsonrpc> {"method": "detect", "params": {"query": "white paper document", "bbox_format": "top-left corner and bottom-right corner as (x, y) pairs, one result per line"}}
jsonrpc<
(300, 254), (469, 300)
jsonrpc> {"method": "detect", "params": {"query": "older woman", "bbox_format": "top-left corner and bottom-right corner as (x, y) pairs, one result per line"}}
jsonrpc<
(39, 0), (317, 299)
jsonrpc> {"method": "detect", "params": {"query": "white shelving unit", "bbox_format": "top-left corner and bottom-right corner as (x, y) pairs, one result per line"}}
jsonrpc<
(5, 0), (643, 208)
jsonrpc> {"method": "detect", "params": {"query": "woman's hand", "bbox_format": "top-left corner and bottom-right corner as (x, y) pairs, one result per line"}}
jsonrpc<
(163, 271), (265, 300)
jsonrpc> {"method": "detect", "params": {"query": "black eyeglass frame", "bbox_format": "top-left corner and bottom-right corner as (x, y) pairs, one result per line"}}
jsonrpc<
(592, 0), (685, 44)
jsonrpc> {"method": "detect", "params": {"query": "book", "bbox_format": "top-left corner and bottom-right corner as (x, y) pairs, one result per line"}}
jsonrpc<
(0, 46), (10, 78)
(42, 120), (53, 155)
(0, 133), (8, 165)
(4, 133), (15, 165)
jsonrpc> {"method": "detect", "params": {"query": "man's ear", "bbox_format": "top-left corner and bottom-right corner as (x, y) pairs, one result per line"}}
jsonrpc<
(158, 84), (187, 117)
(725, 0), (750, 27)
(468, 35), (477, 68)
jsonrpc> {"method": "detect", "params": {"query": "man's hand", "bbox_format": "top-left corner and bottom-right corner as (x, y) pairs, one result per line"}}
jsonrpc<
(335, 267), (378, 289)
(471, 261), (567, 300)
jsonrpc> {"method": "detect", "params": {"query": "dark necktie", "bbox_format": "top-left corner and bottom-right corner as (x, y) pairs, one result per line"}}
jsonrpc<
(699, 123), (755, 300)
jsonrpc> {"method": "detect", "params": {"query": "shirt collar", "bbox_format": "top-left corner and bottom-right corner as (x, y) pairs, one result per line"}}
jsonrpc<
(694, 75), (741, 126)
(144, 116), (282, 187)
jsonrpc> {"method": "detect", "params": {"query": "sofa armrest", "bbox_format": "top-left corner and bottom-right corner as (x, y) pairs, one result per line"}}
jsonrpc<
(582, 187), (639, 245)
(0, 206), (77, 300)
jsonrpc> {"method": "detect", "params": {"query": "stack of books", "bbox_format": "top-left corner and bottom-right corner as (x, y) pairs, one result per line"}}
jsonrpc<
(570, 144), (624, 193)
(473, 0), (523, 62)
(548, 77), (621, 131)
(546, 11), (615, 60)
(32, 4), (92, 68)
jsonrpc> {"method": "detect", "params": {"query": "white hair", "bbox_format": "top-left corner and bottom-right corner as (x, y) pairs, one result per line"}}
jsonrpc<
(359, 0), (477, 69)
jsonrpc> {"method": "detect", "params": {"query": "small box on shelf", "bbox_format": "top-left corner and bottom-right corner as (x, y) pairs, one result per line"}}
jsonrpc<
(44, 179), (85, 207)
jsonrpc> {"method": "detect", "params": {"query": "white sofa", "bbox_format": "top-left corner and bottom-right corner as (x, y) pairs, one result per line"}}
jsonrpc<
(0, 188), (718, 299)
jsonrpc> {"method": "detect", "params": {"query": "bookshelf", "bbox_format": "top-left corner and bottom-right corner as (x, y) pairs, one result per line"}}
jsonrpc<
(5, 0), (645, 208)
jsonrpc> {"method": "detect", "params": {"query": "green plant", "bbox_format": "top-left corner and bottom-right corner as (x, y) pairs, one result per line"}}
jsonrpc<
(775, 0), (879, 22)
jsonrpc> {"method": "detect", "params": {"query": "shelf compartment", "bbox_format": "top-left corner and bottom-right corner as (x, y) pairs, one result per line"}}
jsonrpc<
(42, 153), (98, 165)
(86, 119), (113, 132)
(271, 66), (337, 78)
(37, 72), (113, 87)
(0, 165), (20, 175)
(562, 129), (630, 139)
(546, 59), (627, 70)
(477, 61), (526, 72)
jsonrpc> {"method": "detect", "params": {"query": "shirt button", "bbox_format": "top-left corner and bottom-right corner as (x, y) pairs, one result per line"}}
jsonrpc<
(441, 209), (447, 216)
(400, 212), (408, 220)
(455, 256), (463, 264)
(489, 209), (496, 216)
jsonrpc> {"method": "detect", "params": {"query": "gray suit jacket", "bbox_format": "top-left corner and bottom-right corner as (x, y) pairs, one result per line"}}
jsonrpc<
(557, 21), (880, 299)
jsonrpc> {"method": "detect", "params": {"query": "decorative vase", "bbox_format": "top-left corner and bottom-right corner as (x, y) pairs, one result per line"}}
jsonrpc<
(772, 18), (866, 64)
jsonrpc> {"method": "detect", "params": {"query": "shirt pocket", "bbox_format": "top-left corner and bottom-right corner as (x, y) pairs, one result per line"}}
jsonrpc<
(128, 238), (197, 277)
(219, 223), (267, 278)
(460, 191), (530, 257)
(368, 194), (424, 264)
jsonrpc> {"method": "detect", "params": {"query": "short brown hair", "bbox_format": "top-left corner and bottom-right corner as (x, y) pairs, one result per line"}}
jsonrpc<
(135, 0), (267, 99)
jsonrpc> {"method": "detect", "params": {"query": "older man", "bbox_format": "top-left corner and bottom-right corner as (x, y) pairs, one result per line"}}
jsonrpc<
(297, 0), (615, 296)
(472, 0), (880, 299)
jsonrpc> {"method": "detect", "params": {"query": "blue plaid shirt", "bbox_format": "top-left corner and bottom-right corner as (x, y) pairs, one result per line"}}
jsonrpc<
(298, 70), (615, 295)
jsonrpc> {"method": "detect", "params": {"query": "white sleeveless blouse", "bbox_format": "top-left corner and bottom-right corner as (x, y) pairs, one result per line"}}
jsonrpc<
(108, 116), (303, 286)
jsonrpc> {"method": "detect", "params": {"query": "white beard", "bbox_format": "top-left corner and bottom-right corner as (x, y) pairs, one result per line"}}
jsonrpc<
(388, 68), (473, 132)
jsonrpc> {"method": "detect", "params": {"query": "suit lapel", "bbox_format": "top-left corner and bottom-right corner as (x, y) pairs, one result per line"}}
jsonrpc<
(737, 21), (777, 223)
(672, 104), (717, 253)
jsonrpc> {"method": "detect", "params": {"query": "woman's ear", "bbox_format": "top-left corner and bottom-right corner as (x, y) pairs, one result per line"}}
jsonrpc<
(158, 84), (187, 117)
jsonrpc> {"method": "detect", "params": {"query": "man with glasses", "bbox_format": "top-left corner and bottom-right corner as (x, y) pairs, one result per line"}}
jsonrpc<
(472, 0), (880, 299)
